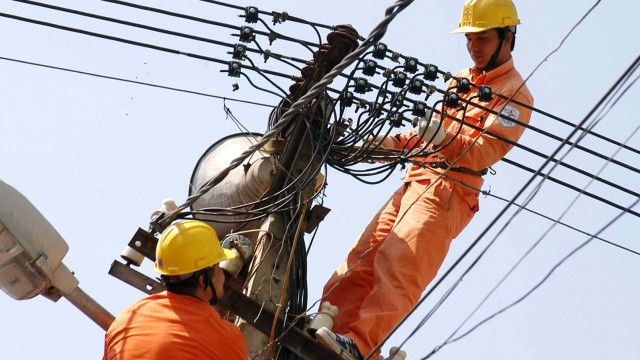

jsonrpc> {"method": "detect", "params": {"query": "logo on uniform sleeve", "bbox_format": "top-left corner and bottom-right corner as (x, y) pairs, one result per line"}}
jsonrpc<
(499, 105), (520, 128)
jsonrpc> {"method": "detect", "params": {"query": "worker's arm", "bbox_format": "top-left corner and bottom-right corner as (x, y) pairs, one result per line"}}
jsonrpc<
(437, 89), (533, 170)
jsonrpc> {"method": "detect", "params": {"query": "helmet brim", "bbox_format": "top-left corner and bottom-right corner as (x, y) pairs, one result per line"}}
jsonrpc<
(451, 25), (494, 34)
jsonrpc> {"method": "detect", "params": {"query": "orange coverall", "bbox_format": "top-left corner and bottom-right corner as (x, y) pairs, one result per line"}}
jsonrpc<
(104, 291), (248, 360)
(322, 58), (533, 356)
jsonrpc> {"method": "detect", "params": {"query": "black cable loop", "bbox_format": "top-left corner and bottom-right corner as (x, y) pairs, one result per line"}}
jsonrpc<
(236, 73), (287, 100)
(243, 56), (291, 98)
(255, 17), (319, 55)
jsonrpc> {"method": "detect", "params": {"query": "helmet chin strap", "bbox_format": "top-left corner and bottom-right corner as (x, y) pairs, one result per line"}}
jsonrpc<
(202, 268), (218, 305)
(478, 27), (512, 72)
(478, 33), (504, 72)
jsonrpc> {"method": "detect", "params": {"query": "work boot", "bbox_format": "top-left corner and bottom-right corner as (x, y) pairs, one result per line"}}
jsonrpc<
(316, 327), (363, 360)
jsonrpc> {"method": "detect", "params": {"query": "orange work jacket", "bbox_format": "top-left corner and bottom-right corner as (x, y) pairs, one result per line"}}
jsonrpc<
(395, 57), (534, 191)
(104, 291), (248, 360)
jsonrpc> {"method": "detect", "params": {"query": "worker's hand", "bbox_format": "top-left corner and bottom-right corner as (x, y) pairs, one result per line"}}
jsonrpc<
(219, 234), (253, 278)
(364, 133), (398, 149)
(418, 115), (446, 146)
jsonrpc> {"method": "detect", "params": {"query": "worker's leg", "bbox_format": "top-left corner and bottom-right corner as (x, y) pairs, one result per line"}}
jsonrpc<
(321, 183), (407, 333)
(342, 179), (477, 356)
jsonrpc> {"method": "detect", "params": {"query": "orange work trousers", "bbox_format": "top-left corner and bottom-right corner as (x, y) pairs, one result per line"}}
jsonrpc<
(321, 177), (478, 356)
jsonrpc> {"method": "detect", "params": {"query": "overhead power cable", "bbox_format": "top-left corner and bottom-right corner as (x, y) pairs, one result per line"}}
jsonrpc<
(369, 38), (638, 360)
(0, 11), (221, 66)
(194, 0), (338, 33)
(9, 0), (637, 181)
(97, 0), (322, 50)
(421, 196), (640, 359)
(389, 55), (640, 356)
(0, 11), (305, 89)
(165, 0), (417, 222)
(421, 119), (640, 359)
(384, 54), (639, 357)
(12, 0), (321, 60)
(5, 1), (636, 225)
(0, 55), (273, 108)
(482, 190), (640, 257)
(4, 1), (636, 358)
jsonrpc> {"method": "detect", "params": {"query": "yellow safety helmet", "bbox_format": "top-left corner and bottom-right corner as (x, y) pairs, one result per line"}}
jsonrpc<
(451, 0), (521, 34)
(154, 219), (237, 276)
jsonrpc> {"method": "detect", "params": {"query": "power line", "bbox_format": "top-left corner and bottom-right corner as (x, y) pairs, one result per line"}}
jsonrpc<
(483, 190), (640, 257)
(7, 0), (638, 196)
(396, 53), (639, 354)
(5, 0), (636, 262)
(2, 1), (637, 358)
(421, 119), (640, 358)
(421, 196), (640, 359)
(370, 27), (638, 357)
(0, 55), (274, 108)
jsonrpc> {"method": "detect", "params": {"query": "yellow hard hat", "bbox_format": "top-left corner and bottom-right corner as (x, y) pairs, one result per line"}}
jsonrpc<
(451, 0), (521, 34)
(154, 219), (237, 276)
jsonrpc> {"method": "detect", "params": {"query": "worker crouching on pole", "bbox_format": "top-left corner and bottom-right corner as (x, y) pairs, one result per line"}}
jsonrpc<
(316, 0), (534, 359)
(103, 220), (249, 359)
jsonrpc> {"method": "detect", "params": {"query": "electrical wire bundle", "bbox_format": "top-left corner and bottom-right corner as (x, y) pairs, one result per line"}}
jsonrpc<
(2, 1), (638, 358)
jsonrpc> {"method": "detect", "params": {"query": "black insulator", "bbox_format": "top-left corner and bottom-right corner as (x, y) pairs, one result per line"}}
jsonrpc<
(342, 91), (354, 107)
(444, 92), (460, 107)
(457, 78), (471, 93)
(354, 77), (370, 94)
(232, 44), (246, 60)
(228, 61), (242, 77)
(392, 71), (407, 88)
(272, 11), (288, 25)
(408, 78), (423, 95)
(373, 42), (387, 59)
(412, 101), (427, 117)
(423, 64), (438, 81)
(244, 6), (259, 23)
(404, 57), (419, 73)
(389, 113), (403, 128)
(393, 92), (405, 107)
(478, 85), (493, 102)
(363, 59), (378, 76)
(239, 26), (254, 43)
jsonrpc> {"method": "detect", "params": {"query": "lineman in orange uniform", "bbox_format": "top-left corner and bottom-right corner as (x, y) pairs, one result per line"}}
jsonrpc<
(316, 1), (534, 359)
(103, 220), (249, 360)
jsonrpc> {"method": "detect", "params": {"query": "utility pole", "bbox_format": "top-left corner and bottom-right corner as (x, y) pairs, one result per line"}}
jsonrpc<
(232, 25), (360, 359)
(108, 21), (361, 360)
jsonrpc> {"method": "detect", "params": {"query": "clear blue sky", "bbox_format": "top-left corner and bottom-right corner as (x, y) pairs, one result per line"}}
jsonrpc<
(1, 1), (638, 359)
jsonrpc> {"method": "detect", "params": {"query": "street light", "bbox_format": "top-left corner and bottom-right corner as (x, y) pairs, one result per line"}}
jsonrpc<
(0, 179), (114, 330)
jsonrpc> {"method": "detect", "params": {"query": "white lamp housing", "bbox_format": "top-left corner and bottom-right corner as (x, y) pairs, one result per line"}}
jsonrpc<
(0, 179), (78, 300)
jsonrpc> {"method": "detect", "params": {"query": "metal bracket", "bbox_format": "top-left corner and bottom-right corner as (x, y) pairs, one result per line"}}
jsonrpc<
(305, 205), (331, 234)
(108, 260), (164, 295)
(127, 228), (157, 261)
(220, 288), (341, 360)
